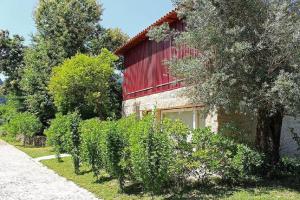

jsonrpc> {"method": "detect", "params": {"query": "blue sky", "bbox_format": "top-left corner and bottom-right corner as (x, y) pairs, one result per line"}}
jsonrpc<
(0, 0), (174, 43)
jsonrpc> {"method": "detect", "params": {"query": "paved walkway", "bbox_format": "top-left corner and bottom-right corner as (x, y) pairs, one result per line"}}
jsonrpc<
(34, 154), (71, 162)
(0, 140), (100, 200)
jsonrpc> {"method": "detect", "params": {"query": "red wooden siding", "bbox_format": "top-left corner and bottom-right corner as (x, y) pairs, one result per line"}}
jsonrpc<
(122, 20), (192, 100)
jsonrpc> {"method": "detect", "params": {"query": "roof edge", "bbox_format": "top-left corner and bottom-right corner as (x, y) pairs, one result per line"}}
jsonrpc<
(115, 10), (178, 55)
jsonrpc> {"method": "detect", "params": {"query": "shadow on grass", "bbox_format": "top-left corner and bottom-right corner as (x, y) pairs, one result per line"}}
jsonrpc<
(94, 175), (114, 184)
(78, 169), (92, 175)
(123, 182), (144, 195)
(166, 176), (300, 200)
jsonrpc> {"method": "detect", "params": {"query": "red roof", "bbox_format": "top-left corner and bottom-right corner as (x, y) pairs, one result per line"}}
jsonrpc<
(115, 10), (178, 55)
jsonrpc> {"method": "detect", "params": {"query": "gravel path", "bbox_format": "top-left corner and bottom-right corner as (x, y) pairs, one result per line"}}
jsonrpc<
(0, 140), (100, 200)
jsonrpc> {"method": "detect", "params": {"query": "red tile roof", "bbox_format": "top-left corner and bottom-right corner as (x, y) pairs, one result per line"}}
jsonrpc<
(115, 10), (178, 55)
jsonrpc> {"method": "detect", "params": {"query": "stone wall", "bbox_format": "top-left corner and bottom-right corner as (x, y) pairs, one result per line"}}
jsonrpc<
(122, 87), (219, 131)
(123, 87), (300, 157)
(280, 116), (300, 158)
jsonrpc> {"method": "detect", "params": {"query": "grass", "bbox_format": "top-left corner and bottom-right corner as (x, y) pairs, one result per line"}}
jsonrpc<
(42, 157), (162, 200)
(2, 135), (299, 200)
(0, 135), (54, 158)
(41, 157), (300, 200)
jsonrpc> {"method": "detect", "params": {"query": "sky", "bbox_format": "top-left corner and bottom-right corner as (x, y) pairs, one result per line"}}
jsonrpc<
(0, 0), (174, 43)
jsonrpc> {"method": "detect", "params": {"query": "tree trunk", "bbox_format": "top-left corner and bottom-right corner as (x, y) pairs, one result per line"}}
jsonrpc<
(256, 108), (283, 164)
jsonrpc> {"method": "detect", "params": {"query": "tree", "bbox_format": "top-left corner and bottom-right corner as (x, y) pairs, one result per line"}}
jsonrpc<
(35, 0), (103, 58)
(0, 30), (25, 95)
(48, 49), (117, 119)
(149, 0), (300, 163)
(21, 0), (103, 124)
(87, 26), (129, 55)
(86, 26), (129, 119)
(20, 38), (61, 125)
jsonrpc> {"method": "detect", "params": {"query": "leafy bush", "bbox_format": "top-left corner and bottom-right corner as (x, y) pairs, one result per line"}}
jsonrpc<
(192, 128), (264, 183)
(106, 121), (127, 191)
(276, 157), (300, 177)
(79, 118), (109, 177)
(129, 114), (174, 193)
(69, 112), (81, 174)
(0, 96), (22, 127)
(45, 112), (82, 173)
(4, 112), (42, 145)
(48, 50), (117, 119)
(162, 118), (193, 189)
(45, 113), (73, 159)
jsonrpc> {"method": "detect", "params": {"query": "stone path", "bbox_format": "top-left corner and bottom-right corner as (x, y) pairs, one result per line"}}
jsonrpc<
(34, 154), (71, 162)
(0, 140), (100, 200)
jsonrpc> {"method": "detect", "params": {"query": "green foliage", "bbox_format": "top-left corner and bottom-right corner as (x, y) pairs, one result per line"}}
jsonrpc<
(4, 112), (42, 145)
(21, 39), (58, 124)
(129, 114), (174, 193)
(161, 118), (193, 188)
(79, 118), (108, 177)
(0, 95), (22, 124)
(48, 50), (117, 119)
(106, 121), (126, 191)
(70, 111), (81, 174)
(0, 30), (25, 95)
(35, 0), (102, 58)
(149, 0), (300, 161)
(21, 0), (103, 125)
(192, 128), (263, 183)
(277, 157), (300, 177)
(87, 27), (129, 55)
(45, 113), (73, 159)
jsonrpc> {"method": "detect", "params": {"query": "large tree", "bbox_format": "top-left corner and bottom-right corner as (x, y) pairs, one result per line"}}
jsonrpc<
(48, 49), (117, 119)
(0, 30), (25, 95)
(21, 0), (103, 124)
(149, 0), (300, 162)
(34, 0), (103, 58)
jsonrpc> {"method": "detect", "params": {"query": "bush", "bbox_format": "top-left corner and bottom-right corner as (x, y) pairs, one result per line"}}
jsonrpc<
(45, 112), (82, 173)
(162, 118), (193, 190)
(45, 113), (73, 159)
(106, 121), (127, 191)
(129, 114), (174, 193)
(192, 128), (264, 183)
(79, 118), (109, 177)
(276, 157), (300, 177)
(4, 112), (42, 145)
(69, 112), (81, 174)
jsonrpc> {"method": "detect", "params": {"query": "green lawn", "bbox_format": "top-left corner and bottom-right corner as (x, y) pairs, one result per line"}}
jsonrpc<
(42, 157), (162, 200)
(41, 157), (300, 200)
(0, 135), (54, 158)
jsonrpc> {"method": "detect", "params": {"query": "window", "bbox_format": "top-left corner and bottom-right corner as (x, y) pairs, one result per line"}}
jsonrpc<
(162, 108), (205, 129)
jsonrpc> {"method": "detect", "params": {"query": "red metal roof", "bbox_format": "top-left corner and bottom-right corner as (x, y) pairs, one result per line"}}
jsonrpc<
(115, 10), (178, 55)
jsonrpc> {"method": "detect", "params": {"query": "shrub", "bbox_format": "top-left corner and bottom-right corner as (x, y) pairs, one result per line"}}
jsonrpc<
(162, 118), (193, 189)
(129, 114), (174, 193)
(4, 112), (42, 145)
(276, 157), (300, 177)
(69, 112), (81, 174)
(79, 118), (109, 177)
(45, 113), (73, 159)
(192, 128), (264, 183)
(106, 121), (126, 191)
(45, 112), (82, 173)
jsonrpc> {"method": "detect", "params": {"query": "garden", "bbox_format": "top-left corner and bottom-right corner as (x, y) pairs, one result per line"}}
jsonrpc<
(1, 100), (300, 199)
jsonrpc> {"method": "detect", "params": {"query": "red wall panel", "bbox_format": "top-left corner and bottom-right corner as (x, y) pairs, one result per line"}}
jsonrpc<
(123, 20), (187, 100)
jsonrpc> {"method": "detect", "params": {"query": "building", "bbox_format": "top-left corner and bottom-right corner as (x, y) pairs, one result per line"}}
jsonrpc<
(115, 11), (300, 157)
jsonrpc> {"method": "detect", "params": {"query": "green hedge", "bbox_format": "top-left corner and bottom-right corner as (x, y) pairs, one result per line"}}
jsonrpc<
(44, 112), (300, 193)
(3, 112), (42, 145)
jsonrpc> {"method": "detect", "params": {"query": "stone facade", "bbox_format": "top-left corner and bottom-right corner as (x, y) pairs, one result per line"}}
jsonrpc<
(122, 88), (219, 132)
(122, 87), (300, 157)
